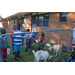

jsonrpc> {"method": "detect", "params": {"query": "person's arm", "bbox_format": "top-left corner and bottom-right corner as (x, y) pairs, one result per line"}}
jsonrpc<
(22, 38), (24, 46)
(26, 38), (29, 44)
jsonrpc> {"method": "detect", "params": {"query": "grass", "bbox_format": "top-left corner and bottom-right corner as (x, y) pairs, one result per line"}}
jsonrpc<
(2, 29), (73, 62)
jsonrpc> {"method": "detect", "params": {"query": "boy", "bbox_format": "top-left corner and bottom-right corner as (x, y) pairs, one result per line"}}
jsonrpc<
(38, 33), (45, 51)
(71, 20), (75, 51)
(24, 29), (30, 52)
(12, 23), (25, 62)
(0, 29), (9, 62)
(9, 25), (17, 54)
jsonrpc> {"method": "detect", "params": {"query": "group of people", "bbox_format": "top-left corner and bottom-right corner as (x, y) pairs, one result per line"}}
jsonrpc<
(0, 23), (45, 62)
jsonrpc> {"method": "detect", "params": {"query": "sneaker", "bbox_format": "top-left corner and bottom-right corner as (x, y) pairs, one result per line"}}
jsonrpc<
(14, 58), (18, 62)
(12, 52), (15, 55)
(18, 56), (22, 59)
(25, 51), (29, 52)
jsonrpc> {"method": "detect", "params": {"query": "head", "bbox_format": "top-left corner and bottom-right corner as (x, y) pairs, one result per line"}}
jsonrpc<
(49, 55), (53, 60)
(13, 25), (17, 30)
(27, 29), (30, 32)
(41, 33), (44, 38)
(16, 23), (21, 30)
(1, 28), (6, 34)
(48, 47), (52, 51)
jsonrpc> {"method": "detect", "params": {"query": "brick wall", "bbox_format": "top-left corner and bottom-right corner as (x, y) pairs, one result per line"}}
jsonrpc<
(2, 20), (8, 28)
(36, 12), (75, 46)
(24, 15), (31, 31)
(7, 12), (75, 46)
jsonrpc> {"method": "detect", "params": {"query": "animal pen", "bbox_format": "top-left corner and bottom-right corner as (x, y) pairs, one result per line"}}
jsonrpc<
(0, 28), (72, 62)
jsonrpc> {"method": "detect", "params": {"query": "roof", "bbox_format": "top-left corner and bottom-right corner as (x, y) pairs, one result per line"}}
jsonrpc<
(0, 15), (3, 19)
(5, 12), (32, 19)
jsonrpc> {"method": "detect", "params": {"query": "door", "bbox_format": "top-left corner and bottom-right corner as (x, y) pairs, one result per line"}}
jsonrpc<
(32, 16), (37, 31)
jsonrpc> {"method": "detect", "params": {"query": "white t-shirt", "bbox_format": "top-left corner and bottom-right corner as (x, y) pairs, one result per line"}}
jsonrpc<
(24, 34), (29, 42)
(73, 27), (75, 38)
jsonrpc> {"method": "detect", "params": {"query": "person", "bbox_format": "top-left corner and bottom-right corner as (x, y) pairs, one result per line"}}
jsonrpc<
(38, 33), (45, 51)
(71, 20), (75, 51)
(9, 25), (17, 54)
(12, 23), (25, 62)
(63, 47), (75, 62)
(24, 29), (30, 52)
(32, 31), (36, 39)
(0, 29), (9, 62)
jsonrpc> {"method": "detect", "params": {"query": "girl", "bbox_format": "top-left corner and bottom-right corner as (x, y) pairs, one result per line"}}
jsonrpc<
(0, 29), (9, 62)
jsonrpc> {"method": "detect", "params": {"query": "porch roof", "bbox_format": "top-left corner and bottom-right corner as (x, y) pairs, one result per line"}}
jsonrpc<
(5, 12), (32, 19)
(0, 16), (3, 22)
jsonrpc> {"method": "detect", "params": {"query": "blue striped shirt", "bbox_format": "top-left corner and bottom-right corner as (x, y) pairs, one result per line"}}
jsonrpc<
(13, 29), (25, 45)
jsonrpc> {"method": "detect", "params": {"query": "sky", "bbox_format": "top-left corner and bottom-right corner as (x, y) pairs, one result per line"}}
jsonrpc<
(0, 12), (19, 18)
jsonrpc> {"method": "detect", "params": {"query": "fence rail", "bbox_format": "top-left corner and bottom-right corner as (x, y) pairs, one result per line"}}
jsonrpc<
(0, 28), (72, 62)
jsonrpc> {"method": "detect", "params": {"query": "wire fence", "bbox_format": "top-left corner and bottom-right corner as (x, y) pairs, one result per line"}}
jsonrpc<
(0, 28), (72, 62)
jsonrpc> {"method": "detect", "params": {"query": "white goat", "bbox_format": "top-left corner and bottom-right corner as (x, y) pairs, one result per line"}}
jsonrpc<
(46, 43), (51, 47)
(48, 45), (61, 57)
(32, 50), (53, 62)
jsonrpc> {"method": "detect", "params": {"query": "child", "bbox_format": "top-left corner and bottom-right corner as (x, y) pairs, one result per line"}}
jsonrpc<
(12, 23), (25, 62)
(24, 29), (30, 52)
(0, 29), (9, 62)
(71, 20), (75, 51)
(9, 25), (17, 54)
(38, 33), (45, 51)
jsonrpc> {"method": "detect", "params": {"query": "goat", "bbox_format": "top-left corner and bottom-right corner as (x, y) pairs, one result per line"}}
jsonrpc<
(32, 50), (53, 62)
(48, 45), (61, 57)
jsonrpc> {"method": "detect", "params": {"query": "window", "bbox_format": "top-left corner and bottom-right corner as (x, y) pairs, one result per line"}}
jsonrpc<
(60, 12), (67, 22)
(43, 14), (49, 26)
(14, 19), (15, 24)
(38, 13), (49, 27)
(17, 18), (22, 25)
(38, 15), (43, 26)
(9, 19), (12, 26)
(22, 17), (24, 24)
(32, 13), (49, 27)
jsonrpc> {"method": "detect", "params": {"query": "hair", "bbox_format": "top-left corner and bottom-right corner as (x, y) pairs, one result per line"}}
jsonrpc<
(16, 23), (21, 30)
(27, 29), (30, 32)
(41, 33), (44, 37)
(1, 28), (6, 34)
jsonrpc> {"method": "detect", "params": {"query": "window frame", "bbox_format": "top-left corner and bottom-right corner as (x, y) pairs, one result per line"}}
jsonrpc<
(37, 13), (49, 27)
(59, 12), (68, 22)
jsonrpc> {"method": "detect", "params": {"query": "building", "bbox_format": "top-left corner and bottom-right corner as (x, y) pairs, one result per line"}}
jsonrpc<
(5, 12), (75, 46)
(0, 15), (8, 29)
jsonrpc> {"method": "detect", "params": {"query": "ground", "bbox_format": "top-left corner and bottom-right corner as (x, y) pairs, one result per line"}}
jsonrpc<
(0, 29), (72, 62)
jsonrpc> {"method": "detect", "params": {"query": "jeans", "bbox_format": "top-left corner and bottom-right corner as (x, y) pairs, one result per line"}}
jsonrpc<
(25, 42), (29, 52)
(38, 41), (44, 50)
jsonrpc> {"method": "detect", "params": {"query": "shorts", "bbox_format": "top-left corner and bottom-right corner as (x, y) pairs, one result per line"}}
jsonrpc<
(13, 45), (21, 52)
(72, 38), (75, 44)
(1, 47), (7, 60)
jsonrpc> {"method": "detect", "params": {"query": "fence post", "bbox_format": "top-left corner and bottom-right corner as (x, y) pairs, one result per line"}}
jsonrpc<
(68, 29), (72, 52)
